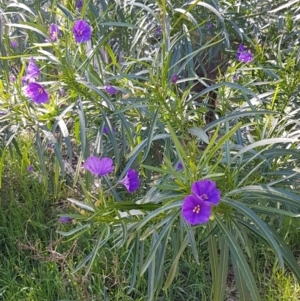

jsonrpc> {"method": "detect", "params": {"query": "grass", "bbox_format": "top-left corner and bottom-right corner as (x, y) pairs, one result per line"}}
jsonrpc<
(0, 150), (299, 301)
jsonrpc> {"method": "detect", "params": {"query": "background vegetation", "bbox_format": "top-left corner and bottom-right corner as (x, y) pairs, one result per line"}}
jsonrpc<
(1, 0), (300, 300)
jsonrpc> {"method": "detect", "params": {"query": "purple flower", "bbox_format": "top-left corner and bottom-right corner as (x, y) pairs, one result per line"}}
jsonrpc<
(207, 22), (213, 29)
(171, 74), (179, 84)
(27, 165), (34, 172)
(49, 23), (60, 41)
(59, 216), (73, 223)
(22, 76), (27, 84)
(26, 82), (49, 104)
(181, 179), (221, 225)
(83, 156), (114, 176)
(103, 126), (110, 134)
(191, 179), (221, 205)
(232, 73), (238, 81)
(105, 85), (118, 95)
(77, 0), (83, 9)
(73, 20), (92, 43)
(182, 195), (213, 225)
(176, 162), (183, 171)
(236, 44), (254, 63)
(120, 169), (140, 193)
(155, 27), (162, 35)
(10, 75), (16, 82)
(10, 40), (18, 48)
(59, 88), (66, 97)
(103, 126), (117, 134)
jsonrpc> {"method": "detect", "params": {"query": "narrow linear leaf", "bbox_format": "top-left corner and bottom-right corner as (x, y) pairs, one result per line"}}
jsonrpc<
(214, 215), (261, 301)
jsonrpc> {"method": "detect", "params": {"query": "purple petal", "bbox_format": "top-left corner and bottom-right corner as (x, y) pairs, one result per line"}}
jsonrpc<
(155, 27), (162, 35)
(59, 88), (66, 96)
(10, 40), (18, 48)
(176, 162), (183, 171)
(27, 165), (34, 172)
(171, 73), (179, 84)
(120, 169), (140, 193)
(191, 179), (221, 205)
(105, 85), (118, 95)
(97, 157), (115, 176)
(83, 156), (114, 176)
(237, 51), (253, 63)
(59, 216), (73, 223)
(237, 44), (245, 53)
(103, 126), (109, 134)
(236, 44), (253, 63)
(49, 23), (60, 41)
(77, 0), (83, 9)
(26, 57), (40, 79)
(182, 195), (212, 225)
(26, 82), (49, 104)
(103, 126), (116, 134)
(207, 22), (213, 29)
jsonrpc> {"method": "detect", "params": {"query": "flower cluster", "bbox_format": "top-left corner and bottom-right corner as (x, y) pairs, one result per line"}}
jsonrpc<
(182, 179), (220, 225)
(25, 18), (91, 103)
(236, 44), (254, 63)
(23, 57), (49, 104)
(83, 156), (140, 193)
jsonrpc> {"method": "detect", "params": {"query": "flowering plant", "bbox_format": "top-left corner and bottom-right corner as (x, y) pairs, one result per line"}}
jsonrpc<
(2, 1), (300, 301)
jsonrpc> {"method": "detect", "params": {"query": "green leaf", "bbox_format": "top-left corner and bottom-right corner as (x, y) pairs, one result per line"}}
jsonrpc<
(67, 198), (95, 212)
(163, 236), (188, 290)
(214, 215), (261, 301)
(231, 251), (251, 301)
(231, 138), (298, 163)
(141, 214), (177, 275)
(188, 127), (209, 144)
(57, 223), (91, 237)
(141, 105), (160, 163)
(240, 220), (300, 282)
(222, 197), (284, 267)
(217, 236), (229, 301)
